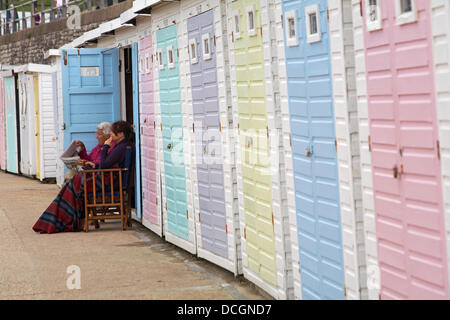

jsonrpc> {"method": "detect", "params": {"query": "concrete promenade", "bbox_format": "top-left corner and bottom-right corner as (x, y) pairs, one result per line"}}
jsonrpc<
(0, 171), (271, 300)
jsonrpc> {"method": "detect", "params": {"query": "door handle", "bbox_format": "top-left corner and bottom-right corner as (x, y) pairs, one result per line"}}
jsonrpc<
(393, 165), (399, 179)
(167, 143), (172, 150)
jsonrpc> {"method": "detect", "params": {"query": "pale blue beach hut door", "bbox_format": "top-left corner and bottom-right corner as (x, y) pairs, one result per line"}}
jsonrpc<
(61, 48), (121, 152)
(281, 0), (345, 299)
(132, 42), (142, 220)
(156, 25), (189, 241)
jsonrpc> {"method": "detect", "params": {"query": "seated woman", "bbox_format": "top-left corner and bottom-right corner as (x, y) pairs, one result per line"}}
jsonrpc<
(32, 120), (133, 234)
(76, 121), (117, 168)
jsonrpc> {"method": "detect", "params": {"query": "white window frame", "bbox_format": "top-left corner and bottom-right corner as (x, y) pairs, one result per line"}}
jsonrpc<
(233, 9), (241, 40)
(395, 0), (417, 25)
(157, 48), (164, 70)
(202, 33), (212, 60)
(167, 45), (175, 69)
(139, 56), (144, 74)
(305, 4), (321, 43)
(246, 5), (256, 37)
(145, 52), (150, 73)
(366, 0), (382, 31)
(189, 38), (198, 64)
(284, 10), (298, 47)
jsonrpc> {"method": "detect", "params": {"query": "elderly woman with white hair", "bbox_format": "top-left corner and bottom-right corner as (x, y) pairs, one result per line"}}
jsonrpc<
(76, 122), (117, 169)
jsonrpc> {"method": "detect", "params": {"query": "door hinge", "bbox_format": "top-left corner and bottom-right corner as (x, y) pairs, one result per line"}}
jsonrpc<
(192, 122), (195, 132)
(186, 209), (189, 219)
(155, 197), (158, 205)
(344, 285), (347, 297)
(62, 123), (66, 130)
(289, 133), (292, 147)
(165, 202), (167, 210)
(225, 224), (228, 233)
(154, 121), (156, 129)
(437, 140), (441, 160)
(237, 123), (240, 134)
(334, 137), (338, 152)
(281, 14), (283, 28)
(119, 59), (122, 72)
(327, 7), (330, 22)
(160, 123), (162, 131)
(63, 50), (68, 66)
(232, 31), (234, 43)
(177, 48), (179, 58)
(219, 120), (222, 132)
(198, 212), (201, 223)
(368, 135), (372, 152)
(266, 125), (269, 138)
(272, 212), (274, 228)
(213, 35), (216, 47)
(260, 27), (263, 38)
(379, 292), (381, 300)
(244, 227), (246, 239)
(360, 0), (363, 17)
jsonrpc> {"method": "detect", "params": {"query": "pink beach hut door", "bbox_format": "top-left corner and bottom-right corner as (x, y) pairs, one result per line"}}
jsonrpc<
(139, 34), (161, 236)
(362, 0), (449, 299)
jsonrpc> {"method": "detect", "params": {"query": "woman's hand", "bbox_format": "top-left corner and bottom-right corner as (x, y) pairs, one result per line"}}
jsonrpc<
(85, 161), (95, 168)
(75, 140), (86, 151)
(77, 159), (87, 166)
(104, 136), (113, 146)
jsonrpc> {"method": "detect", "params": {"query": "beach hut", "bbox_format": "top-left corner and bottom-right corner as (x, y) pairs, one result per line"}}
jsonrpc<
(226, 0), (293, 299)
(138, 32), (163, 236)
(179, 0), (241, 274)
(43, 50), (64, 187)
(354, 0), (449, 299)
(16, 68), (38, 177)
(151, 0), (198, 255)
(0, 76), (5, 171)
(275, 0), (368, 299)
(14, 64), (57, 181)
(2, 69), (19, 175)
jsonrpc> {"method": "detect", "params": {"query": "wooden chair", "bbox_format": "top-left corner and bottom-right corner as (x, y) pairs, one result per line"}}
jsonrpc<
(82, 145), (134, 232)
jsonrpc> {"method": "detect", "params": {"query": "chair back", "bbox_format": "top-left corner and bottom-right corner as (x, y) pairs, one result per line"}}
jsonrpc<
(122, 145), (134, 190)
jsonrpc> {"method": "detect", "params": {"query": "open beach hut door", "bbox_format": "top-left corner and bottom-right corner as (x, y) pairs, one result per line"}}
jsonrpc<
(61, 48), (121, 153)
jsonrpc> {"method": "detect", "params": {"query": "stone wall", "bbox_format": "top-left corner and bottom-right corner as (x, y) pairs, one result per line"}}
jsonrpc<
(0, 0), (132, 65)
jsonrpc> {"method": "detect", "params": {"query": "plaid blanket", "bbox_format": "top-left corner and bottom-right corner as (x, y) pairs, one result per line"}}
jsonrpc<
(32, 172), (85, 234)
(32, 171), (122, 234)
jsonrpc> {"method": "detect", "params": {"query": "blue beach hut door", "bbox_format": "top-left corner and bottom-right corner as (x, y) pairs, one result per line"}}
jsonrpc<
(61, 48), (121, 152)
(132, 42), (142, 221)
(281, 0), (345, 299)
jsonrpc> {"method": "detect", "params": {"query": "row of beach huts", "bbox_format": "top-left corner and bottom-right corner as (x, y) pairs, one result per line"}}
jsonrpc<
(1, 0), (450, 300)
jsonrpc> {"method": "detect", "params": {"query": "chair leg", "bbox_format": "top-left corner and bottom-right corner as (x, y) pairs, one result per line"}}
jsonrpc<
(121, 203), (126, 231)
(84, 208), (89, 232)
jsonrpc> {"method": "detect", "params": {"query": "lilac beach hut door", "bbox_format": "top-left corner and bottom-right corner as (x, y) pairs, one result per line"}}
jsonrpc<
(188, 9), (229, 261)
